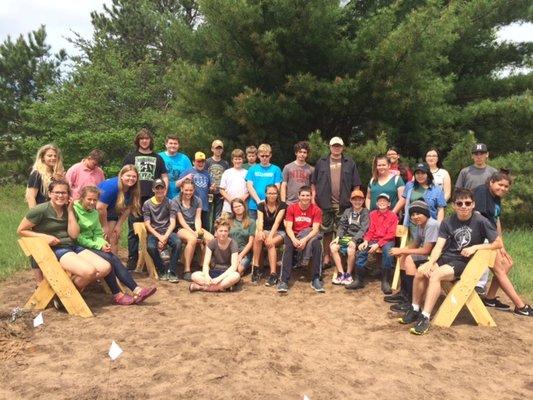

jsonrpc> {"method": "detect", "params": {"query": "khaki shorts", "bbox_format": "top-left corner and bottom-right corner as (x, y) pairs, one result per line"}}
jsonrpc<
(320, 206), (341, 233)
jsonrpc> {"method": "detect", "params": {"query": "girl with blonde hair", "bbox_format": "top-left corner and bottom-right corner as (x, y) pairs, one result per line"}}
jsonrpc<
(25, 144), (65, 207)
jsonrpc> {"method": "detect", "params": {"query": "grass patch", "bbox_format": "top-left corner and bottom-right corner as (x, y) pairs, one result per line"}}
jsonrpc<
(504, 229), (533, 300)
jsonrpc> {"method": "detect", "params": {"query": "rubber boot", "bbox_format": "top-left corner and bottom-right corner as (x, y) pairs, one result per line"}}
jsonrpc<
(346, 270), (365, 290)
(381, 269), (392, 295)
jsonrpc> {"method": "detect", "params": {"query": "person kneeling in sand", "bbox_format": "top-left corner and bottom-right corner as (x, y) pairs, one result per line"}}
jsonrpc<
(189, 219), (241, 292)
(330, 189), (369, 286)
(277, 186), (324, 293)
(399, 188), (502, 335)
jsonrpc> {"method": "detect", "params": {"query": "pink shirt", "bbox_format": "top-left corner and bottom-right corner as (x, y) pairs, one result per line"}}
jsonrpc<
(66, 161), (105, 199)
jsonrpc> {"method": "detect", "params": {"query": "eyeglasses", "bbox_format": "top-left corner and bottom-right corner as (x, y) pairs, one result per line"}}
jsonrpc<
(51, 191), (68, 196)
(455, 201), (473, 207)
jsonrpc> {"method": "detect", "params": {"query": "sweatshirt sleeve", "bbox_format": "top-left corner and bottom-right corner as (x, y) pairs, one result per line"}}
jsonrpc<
(378, 213), (398, 247)
(77, 231), (106, 250)
(354, 210), (369, 241)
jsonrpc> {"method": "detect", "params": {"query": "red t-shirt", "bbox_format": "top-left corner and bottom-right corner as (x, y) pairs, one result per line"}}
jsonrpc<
(285, 202), (322, 235)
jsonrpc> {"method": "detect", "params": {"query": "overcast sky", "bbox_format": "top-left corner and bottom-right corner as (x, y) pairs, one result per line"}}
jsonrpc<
(0, 0), (531, 58)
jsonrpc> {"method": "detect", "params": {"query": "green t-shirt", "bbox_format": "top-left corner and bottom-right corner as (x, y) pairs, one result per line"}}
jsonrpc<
(25, 202), (74, 246)
(410, 186), (426, 202)
(229, 218), (256, 251)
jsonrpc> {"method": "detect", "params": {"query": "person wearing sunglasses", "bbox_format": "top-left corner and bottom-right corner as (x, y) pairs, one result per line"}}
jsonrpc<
(65, 149), (106, 200)
(399, 188), (502, 335)
(474, 171), (532, 317)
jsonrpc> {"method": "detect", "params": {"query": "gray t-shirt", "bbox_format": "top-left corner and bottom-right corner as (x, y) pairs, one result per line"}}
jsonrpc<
(282, 162), (314, 204)
(171, 195), (203, 228)
(142, 197), (176, 234)
(455, 165), (497, 190)
(207, 238), (239, 270)
(412, 218), (440, 247)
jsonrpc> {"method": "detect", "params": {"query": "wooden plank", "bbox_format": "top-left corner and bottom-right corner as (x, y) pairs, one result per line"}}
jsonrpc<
(433, 249), (495, 328)
(391, 225), (408, 291)
(133, 222), (158, 279)
(24, 280), (55, 310)
(19, 237), (93, 318)
(18, 239), (31, 257)
(464, 291), (496, 327)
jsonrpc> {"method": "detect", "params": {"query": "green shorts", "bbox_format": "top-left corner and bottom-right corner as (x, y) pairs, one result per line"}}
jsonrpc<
(320, 206), (341, 233)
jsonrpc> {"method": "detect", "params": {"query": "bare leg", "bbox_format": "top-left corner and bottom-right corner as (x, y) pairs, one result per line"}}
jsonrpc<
(78, 250), (111, 279)
(59, 253), (98, 290)
(412, 268), (430, 305)
(252, 235), (264, 267)
(179, 229), (197, 273)
(267, 235), (284, 274)
(330, 243), (343, 274)
(486, 250), (525, 308)
(346, 242), (356, 275)
(107, 221), (119, 255)
(404, 255), (417, 276)
(422, 265), (455, 316)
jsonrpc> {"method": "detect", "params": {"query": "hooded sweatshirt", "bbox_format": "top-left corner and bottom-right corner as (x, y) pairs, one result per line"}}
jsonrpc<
(73, 200), (107, 250)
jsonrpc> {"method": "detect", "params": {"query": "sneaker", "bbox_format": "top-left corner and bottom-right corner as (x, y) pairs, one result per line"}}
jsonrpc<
(345, 276), (364, 290)
(182, 271), (192, 282)
(126, 259), (137, 271)
(277, 281), (289, 293)
(251, 267), (262, 284)
(474, 286), (485, 295)
(311, 278), (325, 293)
(384, 293), (406, 303)
(514, 304), (533, 317)
(332, 274), (344, 285)
(398, 306), (420, 324)
(134, 287), (157, 304)
(390, 302), (411, 313)
(168, 272), (179, 283)
(410, 315), (430, 335)
(52, 296), (65, 312)
(265, 273), (278, 287)
(483, 297), (510, 311)
(158, 271), (169, 281)
(342, 273), (353, 285)
(113, 293), (135, 305)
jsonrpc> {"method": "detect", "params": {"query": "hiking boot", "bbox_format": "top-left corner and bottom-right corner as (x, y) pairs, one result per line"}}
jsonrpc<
(345, 273), (364, 290)
(410, 315), (430, 335)
(381, 269), (392, 294)
(168, 272), (179, 283)
(251, 267), (262, 284)
(514, 304), (533, 317)
(311, 278), (325, 293)
(483, 297), (510, 311)
(158, 271), (169, 281)
(384, 293), (406, 304)
(182, 271), (192, 282)
(265, 273), (278, 287)
(277, 281), (289, 293)
(398, 306), (420, 324)
(390, 302), (411, 313)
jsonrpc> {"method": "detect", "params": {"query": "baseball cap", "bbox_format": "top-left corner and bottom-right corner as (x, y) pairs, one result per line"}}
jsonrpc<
(152, 179), (166, 189)
(194, 151), (206, 161)
(350, 189), (365, 199)
(414, 162), (430, 174)
(329, 137), (344, 146)
(471, 143), (488, 153)
(212, 139), (224, 148)
(377, 193), (390, 201)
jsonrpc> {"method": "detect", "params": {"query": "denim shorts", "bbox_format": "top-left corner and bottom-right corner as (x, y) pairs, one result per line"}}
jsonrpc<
(209, 269), (226, 278)
(53, 245), (86, 260)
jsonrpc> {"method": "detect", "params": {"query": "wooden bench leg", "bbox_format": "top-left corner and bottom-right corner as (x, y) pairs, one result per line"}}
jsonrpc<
(464, 291), (496, 327)
(24, 280), (55, 310)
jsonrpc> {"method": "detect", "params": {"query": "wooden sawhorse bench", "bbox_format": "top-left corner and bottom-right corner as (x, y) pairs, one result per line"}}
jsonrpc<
(433, 249), (497, 328)
(18, 237), (93, 318)
(133, 222), (159, 279)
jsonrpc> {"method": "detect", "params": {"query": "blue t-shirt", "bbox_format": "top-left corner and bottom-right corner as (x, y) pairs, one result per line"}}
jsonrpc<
(178, 168), (211, 212)
(97, 177), (120, 209)
(245, 164), (282, 211)
(158, 151), (192, 199)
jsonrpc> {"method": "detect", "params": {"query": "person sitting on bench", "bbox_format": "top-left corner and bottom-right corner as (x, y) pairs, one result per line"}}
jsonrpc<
(399, 188), (502, 335)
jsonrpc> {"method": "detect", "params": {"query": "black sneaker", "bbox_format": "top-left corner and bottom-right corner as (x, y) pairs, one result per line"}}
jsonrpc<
(514, 304), (533, 317)
(483, 297), (510, 311)
(410, 315), (430, 335)
(251, 267), (262, 284)
(158, 271), (169, 281)
(182, 271), (192, 282)
(390, 302), (410, 313)
(126, 259), (137, 271)
(168, 272), (179, 283)
(474, 286), (485, 295)
(265, 273), (278, 287)
(277, 281), (289, 293)
(384, 293), (406, 303)
(398, 306), (420, 324)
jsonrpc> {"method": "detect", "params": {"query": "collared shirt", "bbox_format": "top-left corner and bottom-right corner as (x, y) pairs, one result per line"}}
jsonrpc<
(65, 161), (105, 200)
(402, 182), (447, 226)
(364, 209), (398, 247)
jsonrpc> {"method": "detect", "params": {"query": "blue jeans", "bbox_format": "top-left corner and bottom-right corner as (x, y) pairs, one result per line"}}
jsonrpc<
(90, 249), (138, 294)
(248, 209), (258, 220)
(355, 240), (395, 271)
(147, 233), (181, 274)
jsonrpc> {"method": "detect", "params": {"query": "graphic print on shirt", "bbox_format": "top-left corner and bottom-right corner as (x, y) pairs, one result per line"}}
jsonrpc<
(453, 225), (472, 249)
(294, 215), (312, 224)
(193, 173), (209, 190)
(209, 164), (225, 187)
(135, 156), (157, 181)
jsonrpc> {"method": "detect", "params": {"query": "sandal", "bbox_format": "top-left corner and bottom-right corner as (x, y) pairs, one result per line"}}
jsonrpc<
(113, 293), (135, 305)
(133, 287), (157, 304)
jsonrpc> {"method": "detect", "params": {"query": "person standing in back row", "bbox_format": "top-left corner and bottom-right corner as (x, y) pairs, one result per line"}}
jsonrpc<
(311, 137), (361, 269)
(158, 135), (192, 200)
(455, 142), (497, 295)
(65, 149), (105, 200)
(281, 141), (314, 205)
(206, 139), (230, 227)
(122, 128), (168, 269)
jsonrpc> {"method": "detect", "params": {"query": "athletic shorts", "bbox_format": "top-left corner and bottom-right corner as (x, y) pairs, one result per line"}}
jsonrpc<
(411, 254), (429, 268)
(53, 245), (87, 260)
(209, 269), (226, 279)
(437, 255), (468, 278)
(337, 236), (355, 255)
(321, 206), (341, 233)
(263, 229), (286, 240)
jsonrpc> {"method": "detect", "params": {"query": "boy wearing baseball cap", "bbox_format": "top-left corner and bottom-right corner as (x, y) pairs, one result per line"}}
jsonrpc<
(206, 139), (230, 225)
(346, 193), (398, 293)
(330, 189), (369, 285)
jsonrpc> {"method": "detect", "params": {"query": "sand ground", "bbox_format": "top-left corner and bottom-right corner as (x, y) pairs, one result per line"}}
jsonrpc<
(1, 266), (532, 400)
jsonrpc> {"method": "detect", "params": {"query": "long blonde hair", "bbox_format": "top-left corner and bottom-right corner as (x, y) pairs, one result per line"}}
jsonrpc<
(31, 144), (65, 197)
(116, 165), (141, 217)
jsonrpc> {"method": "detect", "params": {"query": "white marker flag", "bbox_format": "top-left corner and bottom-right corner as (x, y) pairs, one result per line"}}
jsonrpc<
(108, 340), (123, 361)
(304, 395), (311, 400)
(33, 312), (44, 327)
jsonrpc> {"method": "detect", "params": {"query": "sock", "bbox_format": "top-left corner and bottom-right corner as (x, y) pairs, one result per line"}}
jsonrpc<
(412, 304), (420, 312)
(399, 270), (406, 293)
(404, 274), (414, 302)
(422, 311), (431, 319)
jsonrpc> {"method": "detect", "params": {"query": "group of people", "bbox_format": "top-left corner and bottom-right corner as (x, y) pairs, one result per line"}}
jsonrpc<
(18, 128), (532, 335)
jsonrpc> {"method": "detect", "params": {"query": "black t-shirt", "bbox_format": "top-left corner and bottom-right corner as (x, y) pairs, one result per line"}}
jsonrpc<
(205, 157), (229, 194)
(27, 170), (47, 204)
(257, 201), (287, 231)
(473, 185), (500, 229)
(123, 151), (167, 198)
(438, 212), (498, 263)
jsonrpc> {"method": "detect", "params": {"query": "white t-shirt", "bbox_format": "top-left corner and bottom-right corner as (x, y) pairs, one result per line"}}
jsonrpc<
(431, 168), (449, 192)
(220, 168), (248, 213)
